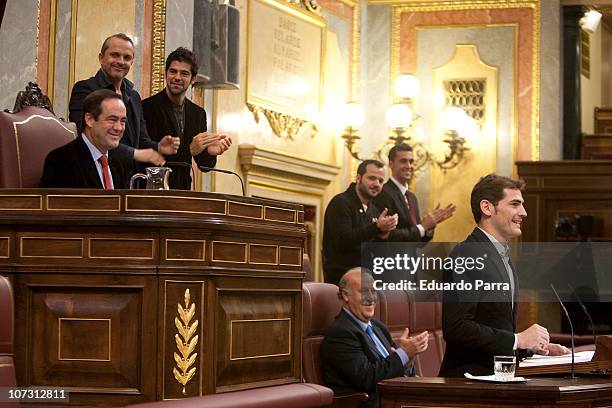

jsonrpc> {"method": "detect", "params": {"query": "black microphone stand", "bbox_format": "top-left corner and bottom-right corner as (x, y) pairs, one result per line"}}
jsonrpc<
(551, 284), (575, 379)
(199, 166), (245, 196)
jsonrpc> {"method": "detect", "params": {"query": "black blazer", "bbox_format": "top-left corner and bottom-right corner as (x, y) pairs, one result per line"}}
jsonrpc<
(40, 136), (128, 189)
(373, 180), (431, 243)
(322, 184), (382, 285)
(69, 69), (158, 162)
(142, 89), (216, 190)
(321, 309), (408, 408)
(439, 227), (520, 377)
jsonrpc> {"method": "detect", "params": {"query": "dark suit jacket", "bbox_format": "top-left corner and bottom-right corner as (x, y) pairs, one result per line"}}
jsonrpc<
(69, 69), (158, 163)
(439, 227), (522, 377)
(142, 89), (216, 190)
(373, 180), (431, 243)
(40, 135), (128, 189)
(322, 184), (382, 285)
(321, 309), (408, 408)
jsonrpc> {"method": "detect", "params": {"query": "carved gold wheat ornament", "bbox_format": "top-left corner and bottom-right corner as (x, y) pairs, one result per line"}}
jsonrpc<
(173, 289), (199, 394)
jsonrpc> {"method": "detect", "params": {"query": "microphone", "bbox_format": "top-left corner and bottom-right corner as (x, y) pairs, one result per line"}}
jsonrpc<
(568, 284), (597, 348)
(199, 166), (245, 196)
(551, 284), (575, 379)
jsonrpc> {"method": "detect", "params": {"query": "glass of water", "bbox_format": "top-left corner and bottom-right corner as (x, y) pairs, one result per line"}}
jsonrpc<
(494, 355), (516, 381)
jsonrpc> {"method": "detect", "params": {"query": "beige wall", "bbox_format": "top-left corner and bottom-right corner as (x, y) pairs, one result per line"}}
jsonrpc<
(581, 26), (602, 134)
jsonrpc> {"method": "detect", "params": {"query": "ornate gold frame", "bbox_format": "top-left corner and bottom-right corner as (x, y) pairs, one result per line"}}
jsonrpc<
(246, 0), (326, 140)
(388, 0), (540, 160)
(151, 0), (167, 94)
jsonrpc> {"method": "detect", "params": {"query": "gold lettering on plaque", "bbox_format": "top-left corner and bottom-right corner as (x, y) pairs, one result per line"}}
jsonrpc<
(173, 289), (199, 394)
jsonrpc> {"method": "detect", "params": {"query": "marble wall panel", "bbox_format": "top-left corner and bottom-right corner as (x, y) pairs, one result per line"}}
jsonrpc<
(0, 0), (38, 110)
(53, 0), (72, 119)
(539, 0), (561, 160)
(166, 0), (195, 100)
(361, 4), (391, 158)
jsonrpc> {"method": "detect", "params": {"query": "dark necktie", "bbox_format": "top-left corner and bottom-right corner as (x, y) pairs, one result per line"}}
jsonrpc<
(98, 155), (112, 190)
(405, 191), (417, 225)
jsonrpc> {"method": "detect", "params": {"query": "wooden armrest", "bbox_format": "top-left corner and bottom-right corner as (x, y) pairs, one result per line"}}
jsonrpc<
(332, 392), (368, 408)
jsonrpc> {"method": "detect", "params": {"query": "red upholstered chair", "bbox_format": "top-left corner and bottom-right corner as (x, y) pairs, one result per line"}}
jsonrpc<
(0, 276), (19, 407)
(0, 83), (76, 188)
(409, 301), (445, 376)
(302, 282), (367, 408)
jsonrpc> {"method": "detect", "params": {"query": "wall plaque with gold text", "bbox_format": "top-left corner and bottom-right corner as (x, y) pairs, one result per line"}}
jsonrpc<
(247, 0), (325, 122)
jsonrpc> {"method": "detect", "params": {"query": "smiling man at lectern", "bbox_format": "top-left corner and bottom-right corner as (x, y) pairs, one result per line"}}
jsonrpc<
(439, 174), (570, 377)
(40, 90), (129, 189)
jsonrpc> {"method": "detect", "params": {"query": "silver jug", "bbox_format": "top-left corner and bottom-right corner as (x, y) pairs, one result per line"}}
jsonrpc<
(129, 167), (173, 190)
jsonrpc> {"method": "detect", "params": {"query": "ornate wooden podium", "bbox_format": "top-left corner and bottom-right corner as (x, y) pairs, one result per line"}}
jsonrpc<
(0, 189), (305, 406)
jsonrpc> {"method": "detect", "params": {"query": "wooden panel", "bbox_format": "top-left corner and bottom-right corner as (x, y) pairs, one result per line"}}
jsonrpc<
(165, 239), (206, 261)
(126, 195), (226, 215)
(228, 201), (263, 219)
(1, 189), (305, 405)
(249, 244), (278, 265)
(20, 237), (83, 258)
(0, 194), (42, 210)
(212, 241), (247, 263)
(47, 195), (121, 212)
(541, 175), (612, 188)
(58, 318), (111, 361)
(27, 285), (144, 390)
(0, 236), (9, 258)
(215, 292), (297, 391)
(161, 281), (205, 399)
(595, 107), (612, 134)
(279, 247), (302, 266)
(230, 319), (290, 360)
(264, 206), (295, 223)
(89, 238), (155, 260)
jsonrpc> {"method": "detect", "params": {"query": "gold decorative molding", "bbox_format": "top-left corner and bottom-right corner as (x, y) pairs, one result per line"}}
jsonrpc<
(287, 0), (322, 14)
(151, 0), (167, 94)
(173, 289), (199, 395)
(246, 103), (317, 140)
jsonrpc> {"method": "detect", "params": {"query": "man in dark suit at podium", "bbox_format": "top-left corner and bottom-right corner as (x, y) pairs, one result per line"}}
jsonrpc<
(373, 143), (455, 244)
(321, 268), (429, 408)
(439, 174), (570, 377)
(40, 89), (129, 189)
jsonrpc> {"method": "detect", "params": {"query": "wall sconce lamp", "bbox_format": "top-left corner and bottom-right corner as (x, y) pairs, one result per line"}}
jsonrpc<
(340, 74), (472, 170)
(340, 102), (366, 160)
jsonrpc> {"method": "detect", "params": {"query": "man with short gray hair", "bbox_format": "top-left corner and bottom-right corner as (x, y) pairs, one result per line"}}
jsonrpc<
(321, 268), (429, 408)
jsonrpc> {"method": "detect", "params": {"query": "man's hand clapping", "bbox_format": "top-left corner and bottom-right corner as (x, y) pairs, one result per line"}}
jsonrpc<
(190, 132), (232, 156)
(376, 208), (398, 239)
(421, 202), (456, 231)
(395, 328), (429, 360)
(158, 135), (180, 155)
